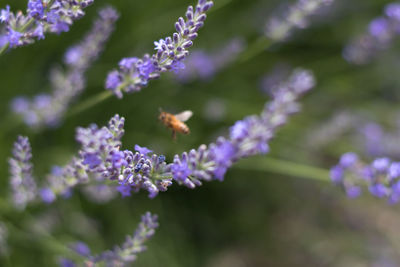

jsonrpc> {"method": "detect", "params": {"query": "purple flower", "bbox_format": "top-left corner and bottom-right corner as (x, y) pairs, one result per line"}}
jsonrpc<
(64, 46), (82, 66)
(0, 0), (97, 51)
(8, 29), (22, 48)
(154, 39), (165, 50)
(105, 0), (214, 97)
(372, 158), (390, 172)
(389, 181), (400, 204)
(369, 184), (387, 198)
(389, 162), (400, 179)
(9, 136), (37, 209)
(11, 7), (119, 129)
(11, 97), (30, 113)
(27, 0), (45, 19)
(170, 60), (185, 73)
(330, 165), (343, 183)
(105, 71), (121, 90)
(339, 152), (358, 168)
(137, 57), (155, 79)
(134, 145), (152, 155)
(368, 18), (390, 38)
(346, 186), (362, 199)
(52, 21), (70, 34)
(71, 242), (91, 257)
(230, 120), (249, 140)
(0, 5), (10, 23)
(265, 0), (334, 41)
(82, 153), (102, 169)
(111, 150), (128, 168)
(59, 259), (76, 267)
(171, 158), (192, 182)
(116, 184), (132, 197)
(385, 3), (400, 21)
(119, 57), (139, 70)
(91, 212), (158, 265)
(33, 23), (45, 40)
(40, 188), (56, 203)
(209, 139), (236, 181)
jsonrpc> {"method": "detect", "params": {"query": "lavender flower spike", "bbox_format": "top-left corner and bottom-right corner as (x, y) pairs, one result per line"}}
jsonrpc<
(265, 0), (334, 41)
(105, 0), (214, 98)
(11, 7), (119, 128)
(12, 69), (313, 205)
(330, 153), (400, 204)
(175, 37), (246, 83)
(80, 68), (314, 198)
(343, 2), (400, 64)
(8, 136), (37, 209)
(62, 212), (159, 266)
(0, 0), (95, 52)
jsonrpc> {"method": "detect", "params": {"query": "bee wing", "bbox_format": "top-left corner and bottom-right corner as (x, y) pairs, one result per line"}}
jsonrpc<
(174, 110), (193, 122)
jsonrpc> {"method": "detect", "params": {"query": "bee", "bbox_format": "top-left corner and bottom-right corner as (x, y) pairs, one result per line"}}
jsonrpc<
(159, 109), (193, 139)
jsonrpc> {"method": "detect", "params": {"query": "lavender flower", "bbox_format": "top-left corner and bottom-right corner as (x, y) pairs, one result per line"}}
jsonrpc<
(105, 0), (214, 98)
(343, 2), (400, 64)
(330, 153), (400, 204)
(11, 7), (119, 128)
(175, 38), (246, 83)
(62, 212), (158, 266)
(0, 0), (95, 52)
(265, 0), (334, 41)
(8, 136), (37, 209)
(11, 69), (314, 204)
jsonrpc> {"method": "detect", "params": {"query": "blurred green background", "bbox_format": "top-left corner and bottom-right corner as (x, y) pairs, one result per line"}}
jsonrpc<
(2, 0), (400, 266)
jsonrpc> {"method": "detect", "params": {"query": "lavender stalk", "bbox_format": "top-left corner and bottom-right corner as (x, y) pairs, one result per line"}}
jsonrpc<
(60, 212), (158, 266)
(0, 0), (95, 53)
(105, 0), (214, 98)
(8, 136), (37, 209)
(10, 7), (119, 129)
(343, 2), (400, 64)
(265, 0), (334, 41)
(22, 68), (315, 203)
(331, 153), (400, 204)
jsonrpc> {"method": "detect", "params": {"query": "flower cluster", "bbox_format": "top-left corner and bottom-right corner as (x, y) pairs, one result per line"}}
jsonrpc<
(265, 0), (333, 41)
(60, 212), (158, 266)
(175, 38), (245, 83)
(11, 7), (119, 128)
(9, 68), (315, 204)
(330, 153), (400, 204)
(343, 2), (400, 64)
(105, 0), (214, 98)
(0, 0), (95, 51)
(8, 136), (37, 209)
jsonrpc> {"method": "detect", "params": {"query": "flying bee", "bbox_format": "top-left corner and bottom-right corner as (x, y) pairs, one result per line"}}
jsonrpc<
(159, 109), (193, 140)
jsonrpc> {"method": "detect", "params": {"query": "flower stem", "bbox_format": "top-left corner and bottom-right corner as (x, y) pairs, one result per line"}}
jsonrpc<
(236, 156), (330, 182)
(237, 36), (271, 63)
(66, 90), (113, 118)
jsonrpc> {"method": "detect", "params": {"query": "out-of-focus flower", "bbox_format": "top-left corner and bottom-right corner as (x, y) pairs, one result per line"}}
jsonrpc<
(331, 153), (400, 204)
(11, 7), (119, 129)
(175, 38), (246, 83)
(63, 212), (158, 266)
(8, 136), (37, 209)
(344, 2), (400, 64)
(265, 0), (334, 41)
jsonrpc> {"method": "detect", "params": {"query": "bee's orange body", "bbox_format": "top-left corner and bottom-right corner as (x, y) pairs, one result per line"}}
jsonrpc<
(159, 111), (190, 136)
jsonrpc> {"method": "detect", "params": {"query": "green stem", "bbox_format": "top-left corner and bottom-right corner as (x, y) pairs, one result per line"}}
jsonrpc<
(235, 157), (330, 182)
(0, 44), (9, 57)
(66, 90), (113, 118)
(237, 36), (271, 63)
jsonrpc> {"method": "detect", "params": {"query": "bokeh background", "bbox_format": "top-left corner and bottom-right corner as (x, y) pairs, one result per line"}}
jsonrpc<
(1, 0), (400, 266)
